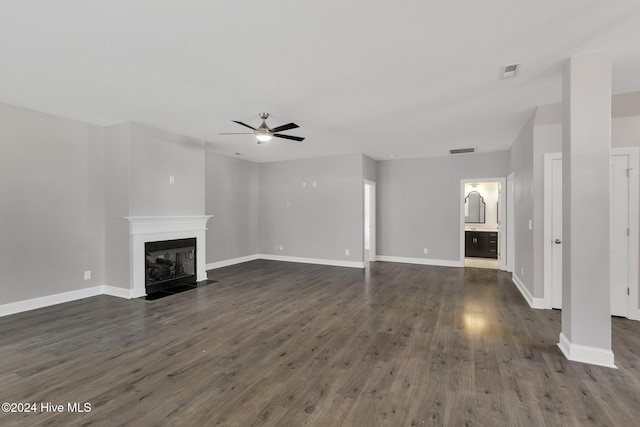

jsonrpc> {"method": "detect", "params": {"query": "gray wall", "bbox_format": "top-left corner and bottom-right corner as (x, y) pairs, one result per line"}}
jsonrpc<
(612, 91), (640, 118)
(130, 123), (205, 216)
(363, 154), (377, 182)
(205, 151), (259, 263)
(377, 152), (509, 262)
(613, 116), (640, 147)
(259, 154), (364, 262)
(508, 113), (535, 295)
(0, 103), (105, 304)
(104, 123), (132, 289)
(532, 122), (562, 298)
(104, 122), (208, 290)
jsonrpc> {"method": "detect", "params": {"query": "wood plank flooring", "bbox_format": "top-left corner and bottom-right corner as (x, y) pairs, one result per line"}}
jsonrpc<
(2, 260), (640, 426)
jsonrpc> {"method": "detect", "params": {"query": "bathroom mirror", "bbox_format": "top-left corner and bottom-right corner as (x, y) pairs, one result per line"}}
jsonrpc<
(465, 191), (485, 223)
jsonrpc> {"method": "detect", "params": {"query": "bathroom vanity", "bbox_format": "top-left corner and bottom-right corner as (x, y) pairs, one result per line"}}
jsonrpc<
(465, 230), (498, 258)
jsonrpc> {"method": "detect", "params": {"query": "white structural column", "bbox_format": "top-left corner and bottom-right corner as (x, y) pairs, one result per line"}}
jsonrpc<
(558, 52), (615, 368)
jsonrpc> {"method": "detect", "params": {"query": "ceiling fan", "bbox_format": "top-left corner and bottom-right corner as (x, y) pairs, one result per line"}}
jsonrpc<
(219, 112), (305, 143)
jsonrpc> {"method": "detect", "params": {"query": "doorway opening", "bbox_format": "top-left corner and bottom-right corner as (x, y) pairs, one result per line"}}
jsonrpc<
(460, 177), (507, 270)
(364, 180), (376, 263)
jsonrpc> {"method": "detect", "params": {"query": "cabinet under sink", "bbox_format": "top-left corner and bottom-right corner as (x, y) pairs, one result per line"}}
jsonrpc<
(465, 231), (498, 259)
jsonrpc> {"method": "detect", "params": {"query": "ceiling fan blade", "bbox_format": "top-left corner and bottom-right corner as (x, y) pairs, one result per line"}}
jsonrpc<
(218, 132), (253, 135)
(270, 122), (299, 133)
(232, 120), (256, 131)
(273, 134), (305, 142)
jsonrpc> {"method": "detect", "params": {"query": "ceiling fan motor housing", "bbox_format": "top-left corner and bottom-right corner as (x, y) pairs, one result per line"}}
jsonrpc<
(255, 113), (273, 142)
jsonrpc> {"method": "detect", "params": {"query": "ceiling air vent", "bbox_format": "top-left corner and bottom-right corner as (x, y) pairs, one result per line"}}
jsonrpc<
(449, 148), (475, 155)
(502, 63), (520, 78)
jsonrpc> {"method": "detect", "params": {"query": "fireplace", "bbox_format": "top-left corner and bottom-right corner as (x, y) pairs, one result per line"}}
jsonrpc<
(126, 216), (212, 298)
(145, 238), (196, 294)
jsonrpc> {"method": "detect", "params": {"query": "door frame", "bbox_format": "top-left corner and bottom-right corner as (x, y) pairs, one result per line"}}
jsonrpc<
(543, 152), (562, 309)
(460, 177), (507, 270)
(543, 147), (639, 318)
(364, 179), (376, 263)
(506, 172), (515, 273)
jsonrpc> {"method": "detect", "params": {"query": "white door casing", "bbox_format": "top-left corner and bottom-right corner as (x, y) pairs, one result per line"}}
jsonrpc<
(551, 157), (563, 309)
(506, 173), (515, 272)
(364, 180), (376, 263)
(611, 154), (630, 316)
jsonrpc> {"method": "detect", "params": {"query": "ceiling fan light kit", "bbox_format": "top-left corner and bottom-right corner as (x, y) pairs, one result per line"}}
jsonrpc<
(255, 113), (273, 143)
(222, 112), (305, 144)
(255, 133), (272, 143)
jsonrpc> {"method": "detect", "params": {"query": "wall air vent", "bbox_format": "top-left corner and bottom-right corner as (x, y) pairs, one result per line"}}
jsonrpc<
(502, 63), (520, 78)
(449, 148), (475, 155)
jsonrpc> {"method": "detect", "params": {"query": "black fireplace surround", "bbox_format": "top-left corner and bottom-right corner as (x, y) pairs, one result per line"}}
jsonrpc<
(145, 238), (196, 294)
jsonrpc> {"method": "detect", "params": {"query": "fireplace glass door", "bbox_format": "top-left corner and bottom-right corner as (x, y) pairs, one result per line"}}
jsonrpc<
(145, 238), (196, 293)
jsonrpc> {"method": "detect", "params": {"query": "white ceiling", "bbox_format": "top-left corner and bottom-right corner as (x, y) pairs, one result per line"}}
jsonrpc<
(1, 1), (639, 163)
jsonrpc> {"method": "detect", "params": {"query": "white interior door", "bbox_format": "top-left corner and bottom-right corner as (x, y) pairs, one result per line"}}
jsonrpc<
(611, 154), (630, 316)
(550, 154), (630, 316)
(551, 158), (563, 309)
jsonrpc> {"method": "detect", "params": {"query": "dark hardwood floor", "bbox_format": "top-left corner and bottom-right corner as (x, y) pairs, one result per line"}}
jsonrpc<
(2, 260), (640, 426)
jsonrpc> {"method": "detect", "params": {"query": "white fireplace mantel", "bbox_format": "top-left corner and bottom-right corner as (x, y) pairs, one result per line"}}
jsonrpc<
(126, 215), (212, 298)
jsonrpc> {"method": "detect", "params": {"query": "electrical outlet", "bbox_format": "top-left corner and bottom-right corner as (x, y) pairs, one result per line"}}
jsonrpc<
(302, 181), (307, 187)
(528, 219), (533, 230)
(423, 248), (428, 254)
(312, 181), (317, 187)
(275, 245), (278, 251)
(345, 249), (350, 256)
(279, 245), (284, 251)
(169, 175), (175, 184)
(521, 267), (524, 276)
(84, 270), (91, 280)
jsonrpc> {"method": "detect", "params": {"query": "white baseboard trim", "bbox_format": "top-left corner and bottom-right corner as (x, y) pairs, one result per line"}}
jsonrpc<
(259, 254), (365, 269)
(1, 255), (361, 317)
(558, 332), (616, 368)
(0, 285), (142, 317)
(512, 273), (545, 309)
(102, 285), (135, 300)
(207, 254), (364, 270)
(375, 255), (463, 268)
(0, 286), (104, 318)
(206, 254), (261, 271)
